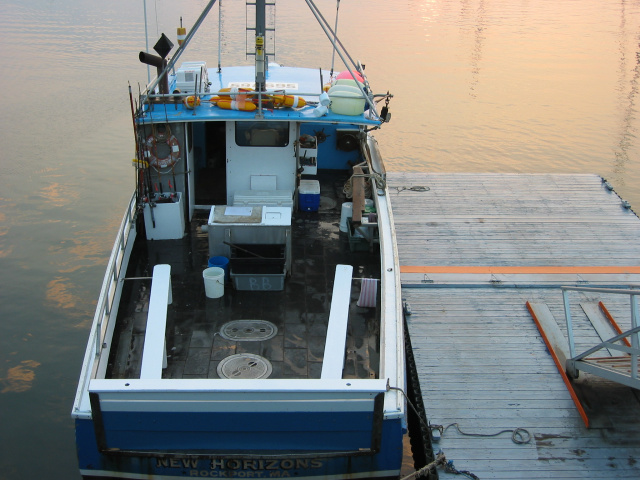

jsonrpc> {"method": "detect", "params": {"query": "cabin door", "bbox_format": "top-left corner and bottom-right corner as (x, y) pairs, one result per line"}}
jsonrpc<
(194, 121), (227, 206)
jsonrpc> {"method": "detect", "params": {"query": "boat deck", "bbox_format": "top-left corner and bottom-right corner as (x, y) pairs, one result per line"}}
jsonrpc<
(389, 173), (640, 478)
(106, 170), (381, 381)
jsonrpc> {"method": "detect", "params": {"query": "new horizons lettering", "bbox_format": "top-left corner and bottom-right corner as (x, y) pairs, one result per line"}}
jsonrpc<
(156, 457), (324, 477)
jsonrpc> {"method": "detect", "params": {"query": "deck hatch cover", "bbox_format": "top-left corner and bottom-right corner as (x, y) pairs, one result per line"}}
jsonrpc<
(219, 319), (278, 341)
(217, 353), (273, 379)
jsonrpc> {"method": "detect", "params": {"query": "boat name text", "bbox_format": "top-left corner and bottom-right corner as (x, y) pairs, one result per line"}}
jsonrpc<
(156, 458), (324, 477)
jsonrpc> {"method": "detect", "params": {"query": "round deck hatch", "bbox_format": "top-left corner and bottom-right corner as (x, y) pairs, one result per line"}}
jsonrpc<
(219, 320), (278, 341)
(217, 354), (273, 379)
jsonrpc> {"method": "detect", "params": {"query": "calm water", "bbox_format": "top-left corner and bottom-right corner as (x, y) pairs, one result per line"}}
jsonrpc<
(1, 0), (640, 478)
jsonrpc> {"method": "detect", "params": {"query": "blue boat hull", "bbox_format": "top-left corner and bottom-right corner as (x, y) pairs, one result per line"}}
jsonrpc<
(75, 416), (404, 479)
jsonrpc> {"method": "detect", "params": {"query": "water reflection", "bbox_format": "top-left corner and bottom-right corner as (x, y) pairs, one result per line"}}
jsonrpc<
(3, 1), (640, 478)
(0, 360), (40, 394)
(460, 0), (486, 98)
(612, 1), (640, 188)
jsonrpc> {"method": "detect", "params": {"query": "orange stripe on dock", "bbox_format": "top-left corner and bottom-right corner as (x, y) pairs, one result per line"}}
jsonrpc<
(400, 266), (640, 274)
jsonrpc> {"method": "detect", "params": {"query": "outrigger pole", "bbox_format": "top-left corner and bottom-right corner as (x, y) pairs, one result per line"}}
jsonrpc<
(304, 0), (380, 119)
(143, 0), (218, 99)
(330, 0), (340, 78)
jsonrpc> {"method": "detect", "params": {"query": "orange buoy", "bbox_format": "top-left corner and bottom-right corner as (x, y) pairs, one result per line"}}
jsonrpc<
(215, 99), (257, 112)
(270, 94), (306, 108)
(183, 95), (201, 109)
(215, 87), (254, 98)
(177, 17), (186, 46)
(177, 27), (186, 46)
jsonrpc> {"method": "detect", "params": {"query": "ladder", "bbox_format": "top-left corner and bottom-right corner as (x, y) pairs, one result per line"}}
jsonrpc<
(246, 0), (276, 59)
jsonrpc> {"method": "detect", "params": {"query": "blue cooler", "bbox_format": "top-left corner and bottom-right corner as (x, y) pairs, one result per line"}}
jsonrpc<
(298, 180), (320, 211)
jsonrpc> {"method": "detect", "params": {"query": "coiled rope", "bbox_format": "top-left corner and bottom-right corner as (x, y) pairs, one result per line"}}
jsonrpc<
(389, 385), (531, 479)
(433, 422), (532, 445)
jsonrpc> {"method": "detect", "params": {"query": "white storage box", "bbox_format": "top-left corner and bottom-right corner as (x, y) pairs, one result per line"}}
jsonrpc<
(175, 61), (209, 93)
(143, 192), (185, 240)
(233, 190), (294, 207)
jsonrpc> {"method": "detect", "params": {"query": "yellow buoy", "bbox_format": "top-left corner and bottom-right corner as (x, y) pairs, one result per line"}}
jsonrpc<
(215, 87), (254, 99)
(215, 99), (257, 112)
(183, 95), (201, 109)
(270, 94), (306, 108)
(177, 17), (186, 46)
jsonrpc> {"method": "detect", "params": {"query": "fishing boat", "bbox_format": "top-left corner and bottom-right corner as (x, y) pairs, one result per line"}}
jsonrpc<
(71, 1), (409, 478)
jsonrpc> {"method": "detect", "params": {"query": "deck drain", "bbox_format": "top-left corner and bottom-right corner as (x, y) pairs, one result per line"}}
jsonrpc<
(219, 320), (278, 341)
(217, 354), (273, 379)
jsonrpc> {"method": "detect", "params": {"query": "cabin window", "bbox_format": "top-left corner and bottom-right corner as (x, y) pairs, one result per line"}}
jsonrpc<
(235, 121), (289, 147)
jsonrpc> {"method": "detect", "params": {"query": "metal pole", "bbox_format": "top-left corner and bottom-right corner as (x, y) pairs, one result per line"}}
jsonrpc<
(255, 0), (266, 92)
(562, 289), (576, 358)
(330, 0), (340, 77)
(631, 294), (639, 379)
(144, 0), (218, 97)
(304, 0), (379, 118)
(218, 0), (222, 72)
(144, 0), (150, 83)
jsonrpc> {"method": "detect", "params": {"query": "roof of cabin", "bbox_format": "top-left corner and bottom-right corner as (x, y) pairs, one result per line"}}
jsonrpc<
(139, 64), (381, 126)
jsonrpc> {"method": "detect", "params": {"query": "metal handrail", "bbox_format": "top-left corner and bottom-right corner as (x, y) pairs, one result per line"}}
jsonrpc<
(92, 193), (138, 357)
(561, 285), (640, 382)
(142, 90), (388, 104)
(571, 326), (640, 360)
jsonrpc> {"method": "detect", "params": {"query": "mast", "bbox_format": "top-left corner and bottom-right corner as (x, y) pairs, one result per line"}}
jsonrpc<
(254, 0), (266, 92)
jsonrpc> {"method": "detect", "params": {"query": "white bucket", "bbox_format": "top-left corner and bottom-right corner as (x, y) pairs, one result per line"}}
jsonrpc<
(340, 200), (374, 234)
(203, 267), (225, 298)
(340, 202), (353, 232)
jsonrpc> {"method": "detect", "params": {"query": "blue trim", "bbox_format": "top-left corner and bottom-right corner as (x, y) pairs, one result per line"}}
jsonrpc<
(140, 102), (380, 126)
(99, 410), (375, 451)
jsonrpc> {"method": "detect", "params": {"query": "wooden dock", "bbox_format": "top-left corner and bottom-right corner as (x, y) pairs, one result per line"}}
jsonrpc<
(389, 173), (640, 479)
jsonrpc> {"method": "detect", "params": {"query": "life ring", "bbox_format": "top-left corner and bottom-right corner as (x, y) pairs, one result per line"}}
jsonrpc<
(145, 132), (181, 169)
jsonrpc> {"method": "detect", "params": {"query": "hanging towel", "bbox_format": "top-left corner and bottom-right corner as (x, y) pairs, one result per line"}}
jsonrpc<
(357, 278), (378, 308)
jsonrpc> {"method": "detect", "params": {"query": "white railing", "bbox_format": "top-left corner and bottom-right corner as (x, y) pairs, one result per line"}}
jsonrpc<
(92, 193), (138, 357)
(562, 286), (640, 388)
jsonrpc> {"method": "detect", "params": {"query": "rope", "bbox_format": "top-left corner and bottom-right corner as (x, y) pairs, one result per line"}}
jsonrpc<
(343, 175), (371, 199)
(343, 171), (387, 198)
(399, 452), (446, 480)
(444, 459), (480, 480)
(388, 386), (481, 479)
(433, 423), (532, 445)
(388, 385), (531, 479)
(392, 185), (430, 194)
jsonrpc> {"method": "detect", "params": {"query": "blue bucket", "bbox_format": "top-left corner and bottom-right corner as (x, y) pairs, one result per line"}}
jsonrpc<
(208, 256), (229, 281)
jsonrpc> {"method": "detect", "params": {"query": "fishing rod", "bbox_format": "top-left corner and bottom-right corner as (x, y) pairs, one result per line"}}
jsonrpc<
(128, 83), (141, 203)
(138, 83), (156, 228)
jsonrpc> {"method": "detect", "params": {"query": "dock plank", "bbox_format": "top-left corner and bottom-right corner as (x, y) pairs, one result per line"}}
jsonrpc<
(392, 173), (640, 479)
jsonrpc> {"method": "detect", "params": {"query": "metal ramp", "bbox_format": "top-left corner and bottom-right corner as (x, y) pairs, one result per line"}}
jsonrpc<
(562, 286), (640, 390)
(528, 287), (640, 427)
